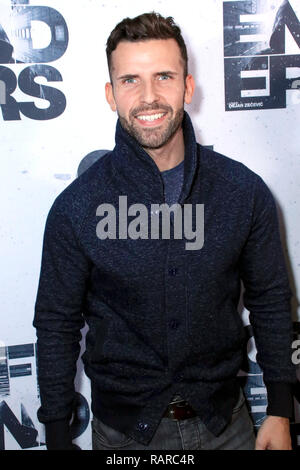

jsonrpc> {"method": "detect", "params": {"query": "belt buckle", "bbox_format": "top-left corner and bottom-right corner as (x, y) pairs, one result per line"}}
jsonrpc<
(169, 398), (187, 407)
(165, 400), (196, 420)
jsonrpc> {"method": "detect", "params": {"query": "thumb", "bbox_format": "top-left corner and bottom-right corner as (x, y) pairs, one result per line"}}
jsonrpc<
(255, 436), (267, 450)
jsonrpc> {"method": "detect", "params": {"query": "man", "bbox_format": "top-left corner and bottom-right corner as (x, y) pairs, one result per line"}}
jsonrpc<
(33, 12), (296, 450)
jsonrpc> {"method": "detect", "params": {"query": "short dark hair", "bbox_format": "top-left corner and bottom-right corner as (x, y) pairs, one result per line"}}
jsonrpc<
(106, 12), (188, 80)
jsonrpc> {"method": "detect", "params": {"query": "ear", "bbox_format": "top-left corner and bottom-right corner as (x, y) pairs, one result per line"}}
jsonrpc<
(105, 82), (117, 112)
(184, 74), (195, 105)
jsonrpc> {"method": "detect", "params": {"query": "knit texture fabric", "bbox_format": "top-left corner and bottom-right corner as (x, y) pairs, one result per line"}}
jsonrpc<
(33, 112), (296, 447)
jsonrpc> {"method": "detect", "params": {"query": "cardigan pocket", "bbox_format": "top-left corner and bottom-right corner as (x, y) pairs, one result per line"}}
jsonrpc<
(187, 279), (244, 357)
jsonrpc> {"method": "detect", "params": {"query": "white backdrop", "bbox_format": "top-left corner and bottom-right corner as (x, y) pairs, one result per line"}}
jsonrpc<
(0, 0), (299, 450)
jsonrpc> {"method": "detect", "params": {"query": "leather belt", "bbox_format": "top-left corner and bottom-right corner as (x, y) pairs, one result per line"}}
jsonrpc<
(163, 400), (197, 420)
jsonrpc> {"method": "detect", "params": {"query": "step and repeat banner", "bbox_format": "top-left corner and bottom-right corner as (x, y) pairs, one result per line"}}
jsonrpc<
(0, 0), (299, 450)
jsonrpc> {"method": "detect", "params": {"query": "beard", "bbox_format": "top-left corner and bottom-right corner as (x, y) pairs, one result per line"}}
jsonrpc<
(118, 103), (184, 150)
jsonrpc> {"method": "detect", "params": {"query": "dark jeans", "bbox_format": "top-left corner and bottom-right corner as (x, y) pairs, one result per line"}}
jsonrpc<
(92, 389), (256, 450)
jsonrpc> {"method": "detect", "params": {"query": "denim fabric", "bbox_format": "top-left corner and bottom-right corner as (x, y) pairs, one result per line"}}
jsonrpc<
(92, 390), (256, 451)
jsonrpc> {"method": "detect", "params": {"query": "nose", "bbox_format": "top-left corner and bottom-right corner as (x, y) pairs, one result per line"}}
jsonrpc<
(140, 80), (159, 104)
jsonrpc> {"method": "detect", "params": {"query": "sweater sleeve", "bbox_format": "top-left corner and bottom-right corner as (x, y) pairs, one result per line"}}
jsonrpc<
(33, 197), (91, 448)
(45, 418), (80, 450)
(265, 382), (294, 420)
(239, 175), (297, 390)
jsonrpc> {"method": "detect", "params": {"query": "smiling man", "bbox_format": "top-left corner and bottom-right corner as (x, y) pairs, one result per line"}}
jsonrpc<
(105, 36), (194, 170)
(33, 12), (296, 451)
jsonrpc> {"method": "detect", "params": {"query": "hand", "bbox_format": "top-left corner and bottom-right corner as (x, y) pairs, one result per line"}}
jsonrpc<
(255, 416), (292, 450)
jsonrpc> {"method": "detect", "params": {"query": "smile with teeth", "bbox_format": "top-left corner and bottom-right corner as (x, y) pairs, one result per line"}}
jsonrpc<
(136, 112), (166, 122)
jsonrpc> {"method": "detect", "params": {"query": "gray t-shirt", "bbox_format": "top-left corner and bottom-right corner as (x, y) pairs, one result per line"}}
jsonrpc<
(161, 159), (184, 206)
(161, 160), (185, 404)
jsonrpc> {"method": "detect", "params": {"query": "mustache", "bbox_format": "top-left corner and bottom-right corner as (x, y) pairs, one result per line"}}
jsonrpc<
(131, 104), (172, 117)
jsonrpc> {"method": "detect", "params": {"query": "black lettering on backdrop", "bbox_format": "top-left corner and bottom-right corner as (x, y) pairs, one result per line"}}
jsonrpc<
(19, 65), (66, 120)
(0, 401), (39, 449)
(0, 2), (68, 120)
(223, 0), (300, 111)
(0, 64), (66, 120)
(0, 342), (90, 450)
(0, 392), (90, 450)
(0, 6), (68, 65)
(0, 66), (20, 120)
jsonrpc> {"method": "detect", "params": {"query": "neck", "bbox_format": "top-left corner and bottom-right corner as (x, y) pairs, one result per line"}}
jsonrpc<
(143, 126), (185, 172)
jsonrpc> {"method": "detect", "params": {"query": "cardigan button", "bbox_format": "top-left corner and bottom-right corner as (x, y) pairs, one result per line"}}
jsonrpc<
(137, 421), (148, 431)
(170, 320), (179, 329)
(168, 267), (178, 276)
(174, 373), (183, 382)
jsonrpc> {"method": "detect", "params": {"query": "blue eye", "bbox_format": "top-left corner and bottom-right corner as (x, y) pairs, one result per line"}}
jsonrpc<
(124, 78), (136, 84)
(158, 75), (170, 81)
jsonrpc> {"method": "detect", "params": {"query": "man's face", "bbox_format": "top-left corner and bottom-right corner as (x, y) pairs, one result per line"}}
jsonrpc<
(105, 39), (194, 150)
